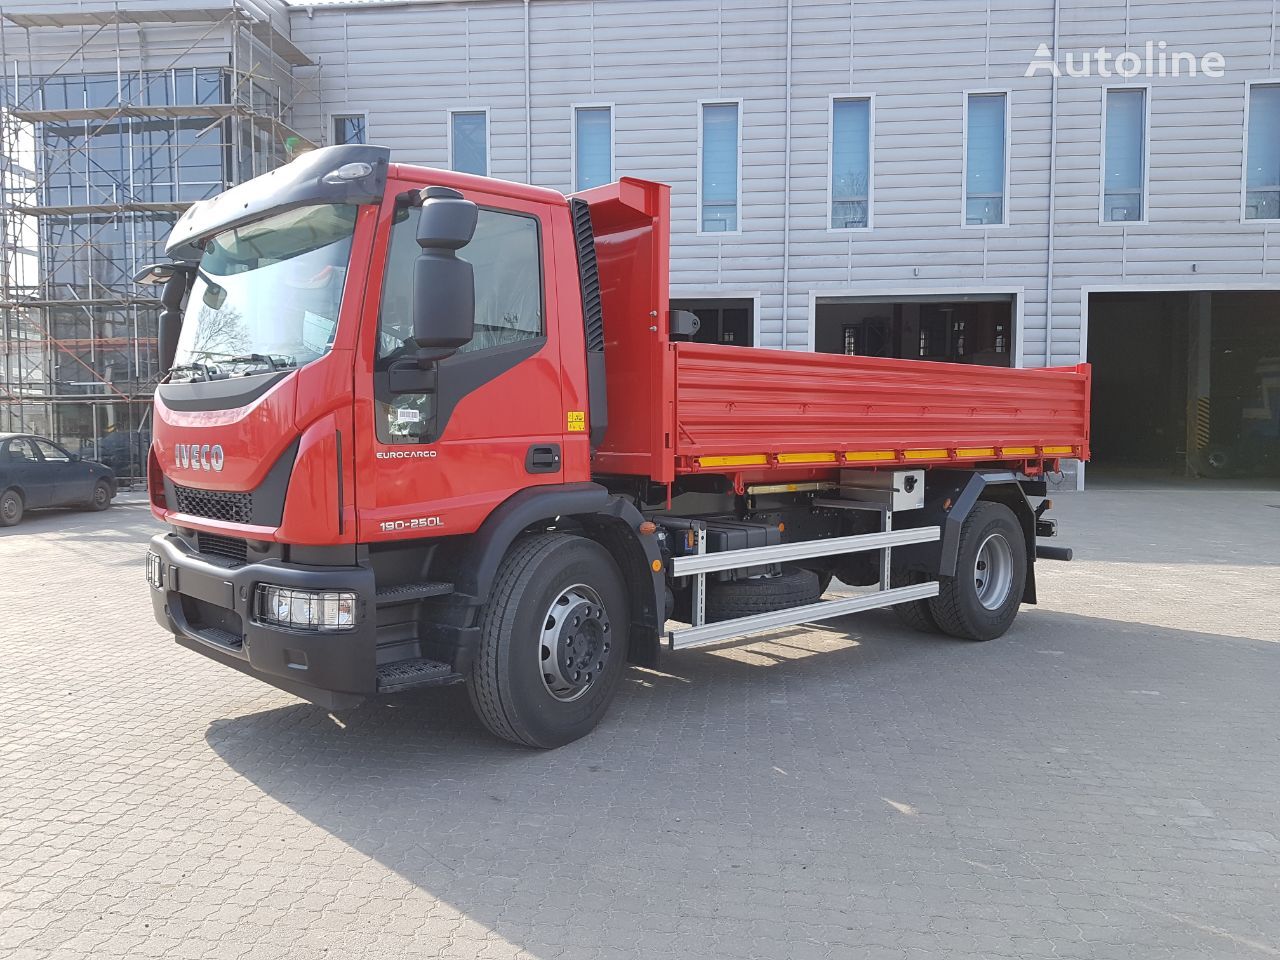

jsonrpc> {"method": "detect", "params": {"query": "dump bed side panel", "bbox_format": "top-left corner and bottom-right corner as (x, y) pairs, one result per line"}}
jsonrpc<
(673, 343), (1090, 471)
(576, 178), (674, 482)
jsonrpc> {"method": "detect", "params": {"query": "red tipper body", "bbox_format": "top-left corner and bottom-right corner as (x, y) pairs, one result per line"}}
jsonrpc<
(581, 177), (1090, 488)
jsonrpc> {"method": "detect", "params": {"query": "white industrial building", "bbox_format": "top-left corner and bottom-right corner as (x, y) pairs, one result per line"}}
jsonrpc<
(4, 0), (1280, 481)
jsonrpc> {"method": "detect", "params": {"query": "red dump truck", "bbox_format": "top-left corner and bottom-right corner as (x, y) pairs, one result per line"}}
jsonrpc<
(138, 145), (1090, 747)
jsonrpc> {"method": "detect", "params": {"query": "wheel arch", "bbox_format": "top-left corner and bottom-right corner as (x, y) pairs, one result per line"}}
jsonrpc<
(453, 482), (665, 666)
(895, 470), (1041, 605)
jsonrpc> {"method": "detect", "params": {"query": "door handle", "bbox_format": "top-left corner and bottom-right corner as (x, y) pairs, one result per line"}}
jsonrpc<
(525, 444), (562, 474)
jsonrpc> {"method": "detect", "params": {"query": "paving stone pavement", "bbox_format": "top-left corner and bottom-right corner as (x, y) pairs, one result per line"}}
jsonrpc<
(2, 478), (1279, 960)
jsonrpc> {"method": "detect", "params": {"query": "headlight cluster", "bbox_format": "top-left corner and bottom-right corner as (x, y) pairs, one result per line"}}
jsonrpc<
(254, 585), (356, 632)
(146, 552), (164, 590)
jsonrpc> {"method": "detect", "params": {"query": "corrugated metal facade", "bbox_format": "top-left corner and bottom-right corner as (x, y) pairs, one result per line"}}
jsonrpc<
(283, 0), (1280, 368)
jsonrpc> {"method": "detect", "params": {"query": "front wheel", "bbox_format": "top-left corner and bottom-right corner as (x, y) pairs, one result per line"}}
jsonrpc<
(468, 532), (630, 748)
(88, 480), (113, 512)
(928, 502), (1026, 641)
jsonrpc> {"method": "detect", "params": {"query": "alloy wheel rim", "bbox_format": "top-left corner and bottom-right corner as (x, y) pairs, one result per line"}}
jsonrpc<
(1, 496), (16, 520)
(95, 485), (107, 506)
(973, 533), (1014, 611)
(539, 584), (611, 702)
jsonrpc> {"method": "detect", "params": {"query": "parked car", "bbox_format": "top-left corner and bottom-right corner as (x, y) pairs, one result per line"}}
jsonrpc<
(0, 433), (117, 527)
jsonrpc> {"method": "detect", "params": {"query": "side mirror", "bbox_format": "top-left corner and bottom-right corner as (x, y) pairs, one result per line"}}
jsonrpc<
(157, 271), (190, 374)
(134, 262), (190, 374)
(69, 454), (81, 462)
(132, 262), (178, 286)
(410, 186), (478, 367)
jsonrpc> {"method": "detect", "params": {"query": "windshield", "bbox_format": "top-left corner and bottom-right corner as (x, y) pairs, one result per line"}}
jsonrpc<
(171, 203), (358, 382)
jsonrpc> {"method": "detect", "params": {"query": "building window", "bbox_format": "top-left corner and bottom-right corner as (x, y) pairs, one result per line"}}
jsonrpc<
(450, 110), (488, 176)
(669, 298), (754, 346)
(574, 106), (612, 191)
(332, 114), (366, 145)
(964, 93), (1007, 226)
(1246, 84), (1280, 219)
(831, 98), (872, 229)
(1103, 89), (1146, 222)
(700, 102), (740, 232)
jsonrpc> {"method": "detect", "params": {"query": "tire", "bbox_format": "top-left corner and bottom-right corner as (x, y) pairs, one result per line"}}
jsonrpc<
(894, 598), (941, 633)
(88, 480), (113, 512)
(0, 489), (23, 527)
(928, 502), (1026, 642)
(468, 532), (630, 748)
(892, 571), (941, 633)
(1197, 446), (1235, 479)
(705, 566), (822, 623)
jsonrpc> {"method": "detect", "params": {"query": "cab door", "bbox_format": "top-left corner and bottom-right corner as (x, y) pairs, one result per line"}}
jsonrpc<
(355, 181), (568, 541)
(32, 438), (91, 505)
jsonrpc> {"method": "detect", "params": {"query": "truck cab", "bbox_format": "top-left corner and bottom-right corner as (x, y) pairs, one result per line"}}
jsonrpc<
(143, 145), (1087, 748)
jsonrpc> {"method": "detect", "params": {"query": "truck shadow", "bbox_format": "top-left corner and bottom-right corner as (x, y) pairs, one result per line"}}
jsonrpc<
(201, 607), (1277, 958)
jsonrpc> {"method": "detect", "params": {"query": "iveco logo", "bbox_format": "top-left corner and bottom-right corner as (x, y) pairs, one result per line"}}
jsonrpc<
(175, 443), (224, 472)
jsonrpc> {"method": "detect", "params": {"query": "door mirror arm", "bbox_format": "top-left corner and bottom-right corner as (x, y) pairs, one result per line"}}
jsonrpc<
(387, 358), (438, 395)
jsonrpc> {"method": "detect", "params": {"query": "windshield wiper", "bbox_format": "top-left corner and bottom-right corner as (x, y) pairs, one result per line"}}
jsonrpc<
(167, 361), (224, 383)
(223, 353), (297, 374)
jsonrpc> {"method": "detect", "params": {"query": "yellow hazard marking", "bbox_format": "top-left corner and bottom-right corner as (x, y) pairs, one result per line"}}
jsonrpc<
(844, 450), (896, 462)
(1195, 396), (1211, 450)
(1042, 445), (1074, 455)
(956, 447), (996, 458)
(904, 449), (949, 460)
(777, 452), (838, 464)
(697, 454), (768, 467)
(567, 410), (586, 432)
(1002, 446), (1036, 456)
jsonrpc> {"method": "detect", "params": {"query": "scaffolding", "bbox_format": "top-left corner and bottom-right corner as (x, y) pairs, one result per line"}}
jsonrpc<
(0, 1), (317, 481)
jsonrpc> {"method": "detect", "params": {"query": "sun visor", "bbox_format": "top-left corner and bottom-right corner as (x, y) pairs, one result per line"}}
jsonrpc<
(165, 144), (391, 262)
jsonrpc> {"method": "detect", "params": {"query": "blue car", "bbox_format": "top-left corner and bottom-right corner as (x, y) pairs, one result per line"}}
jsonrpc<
(0, 433), (117, 527)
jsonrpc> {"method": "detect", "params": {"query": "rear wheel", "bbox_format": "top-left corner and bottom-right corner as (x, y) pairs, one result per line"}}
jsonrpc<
(894, 600), (939, 632)
(0, 489), (22, 527)
(88, 480), (112, 512)
(891, 571), (941, 633)
(468, 532), (629, 748)
(928, 502), (1026, 641)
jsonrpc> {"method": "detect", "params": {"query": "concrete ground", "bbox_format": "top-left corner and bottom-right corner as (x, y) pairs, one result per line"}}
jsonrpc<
(1, 480), (1278, 960)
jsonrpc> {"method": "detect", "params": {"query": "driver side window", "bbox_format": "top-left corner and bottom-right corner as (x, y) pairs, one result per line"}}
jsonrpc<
(375, 201), (544, 443)
(377, 204), (543, 361)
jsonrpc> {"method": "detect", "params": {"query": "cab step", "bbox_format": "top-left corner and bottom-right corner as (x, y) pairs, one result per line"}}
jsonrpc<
(375, 581), (454, 605)
(376, 657), (462, 692)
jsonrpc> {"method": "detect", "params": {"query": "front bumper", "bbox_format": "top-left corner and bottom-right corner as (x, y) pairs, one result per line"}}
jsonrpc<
(147, 532), (377, 710)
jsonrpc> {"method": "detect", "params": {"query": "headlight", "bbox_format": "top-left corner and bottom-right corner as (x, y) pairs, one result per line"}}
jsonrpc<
(146, 552), (164, 590)
(254, 585), (356, 631)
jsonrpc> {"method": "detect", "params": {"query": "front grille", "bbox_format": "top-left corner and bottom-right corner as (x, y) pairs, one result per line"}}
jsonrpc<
(196, 532), (248, 566)
(173, 483), (253, 524)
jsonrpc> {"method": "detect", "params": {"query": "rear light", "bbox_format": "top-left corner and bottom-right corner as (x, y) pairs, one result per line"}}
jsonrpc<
(146, 552), (164, 590)
(254, 585), (356, 632)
